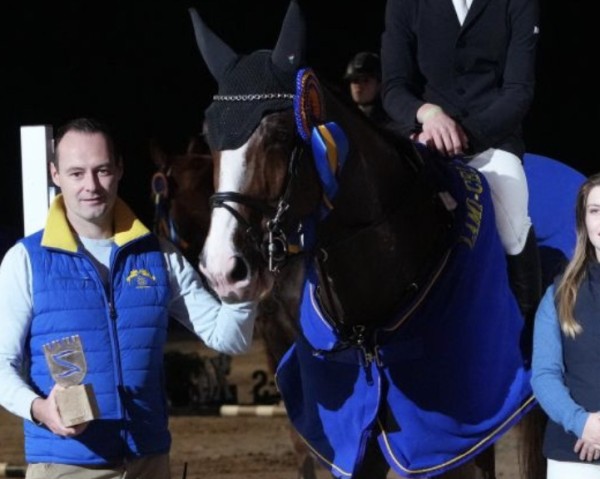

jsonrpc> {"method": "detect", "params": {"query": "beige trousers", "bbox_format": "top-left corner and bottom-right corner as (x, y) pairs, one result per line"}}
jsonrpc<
(26, 453), (170, 479)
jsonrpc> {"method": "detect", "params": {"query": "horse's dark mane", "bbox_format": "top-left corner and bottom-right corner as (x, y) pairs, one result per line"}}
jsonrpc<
(319, 79), (427, 221)
(280, 78), (452, 326)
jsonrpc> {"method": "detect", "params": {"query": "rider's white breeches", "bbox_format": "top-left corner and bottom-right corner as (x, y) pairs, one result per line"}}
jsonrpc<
(467, 148), (531, 256)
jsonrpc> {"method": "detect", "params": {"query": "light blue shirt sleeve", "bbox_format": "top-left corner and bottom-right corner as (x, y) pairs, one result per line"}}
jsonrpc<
(0, 238), (259, 422)
(0, 243), (41, 421)
(159, 238), (258, 355)
(530, 284), (589, 438)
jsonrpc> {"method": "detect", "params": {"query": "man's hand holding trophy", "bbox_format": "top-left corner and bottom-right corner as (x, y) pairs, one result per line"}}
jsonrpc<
(43, 335), (100, 427)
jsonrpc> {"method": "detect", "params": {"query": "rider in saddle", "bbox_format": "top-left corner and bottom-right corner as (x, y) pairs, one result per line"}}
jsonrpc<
(381, 0), (543, 336)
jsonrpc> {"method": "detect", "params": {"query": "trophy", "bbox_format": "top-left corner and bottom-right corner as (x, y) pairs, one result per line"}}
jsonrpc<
(43, 335), (100, 427)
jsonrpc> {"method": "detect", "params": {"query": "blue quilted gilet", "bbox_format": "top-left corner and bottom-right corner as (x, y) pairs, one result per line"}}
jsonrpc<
(21, 197), (171, 465)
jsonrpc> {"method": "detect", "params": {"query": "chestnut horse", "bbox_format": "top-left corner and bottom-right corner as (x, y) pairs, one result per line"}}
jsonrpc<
(150, 137), (317, 478)
(150, 136), (214, 263)
(149, 134), (305, 377)
(183, 2), (549, 478)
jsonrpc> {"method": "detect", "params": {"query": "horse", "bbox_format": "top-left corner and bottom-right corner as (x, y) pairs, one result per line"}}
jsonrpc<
(149, 141), (585, 479)
(149, 133), (306, 388)
(149, 136), (319, 478)
(183, 2), (576, 478)
(150, 135), (214, 263)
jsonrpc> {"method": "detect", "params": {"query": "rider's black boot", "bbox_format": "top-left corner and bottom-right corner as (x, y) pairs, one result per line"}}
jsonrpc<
(506, 226), (543, 357)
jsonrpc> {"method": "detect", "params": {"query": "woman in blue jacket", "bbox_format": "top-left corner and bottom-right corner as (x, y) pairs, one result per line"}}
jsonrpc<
(532, 173), (600, 478)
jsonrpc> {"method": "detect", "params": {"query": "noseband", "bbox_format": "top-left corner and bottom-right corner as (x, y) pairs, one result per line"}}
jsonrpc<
(209, 143), (305, 273)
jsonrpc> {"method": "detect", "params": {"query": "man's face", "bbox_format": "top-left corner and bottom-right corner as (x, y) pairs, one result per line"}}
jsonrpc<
(50, 131), (122, 236)
(349, 75), (381, 106)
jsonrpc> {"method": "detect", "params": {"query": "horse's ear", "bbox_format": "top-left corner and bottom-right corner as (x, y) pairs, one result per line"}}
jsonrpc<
(271, 0), (305, 73)
(188, 8), (237, 81)
(186, 134), (208, 155)
(149, 139), (167, 169)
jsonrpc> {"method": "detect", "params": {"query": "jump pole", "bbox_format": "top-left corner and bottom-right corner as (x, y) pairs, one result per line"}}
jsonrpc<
(20, 125), (56, 237)
(219, 404), (287, 417)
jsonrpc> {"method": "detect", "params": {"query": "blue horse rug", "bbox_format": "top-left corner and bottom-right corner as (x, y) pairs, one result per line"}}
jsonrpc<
(523, 152), (585, 282)
(276, 159), (535, 478)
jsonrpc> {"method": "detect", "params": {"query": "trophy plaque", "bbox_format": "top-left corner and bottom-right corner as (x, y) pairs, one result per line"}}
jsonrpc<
(43, 335), (100, 427)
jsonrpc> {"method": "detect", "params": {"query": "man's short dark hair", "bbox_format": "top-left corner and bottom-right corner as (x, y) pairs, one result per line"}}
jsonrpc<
(53, 117), (120, 166)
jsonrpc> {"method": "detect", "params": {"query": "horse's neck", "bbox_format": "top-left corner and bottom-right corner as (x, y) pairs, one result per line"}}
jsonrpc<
(311, 99), (454, 331)
(317, 99), (438, 241)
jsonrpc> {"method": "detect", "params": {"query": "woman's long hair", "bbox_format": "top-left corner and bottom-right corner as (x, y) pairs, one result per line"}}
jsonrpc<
(555, 173), (600, 337)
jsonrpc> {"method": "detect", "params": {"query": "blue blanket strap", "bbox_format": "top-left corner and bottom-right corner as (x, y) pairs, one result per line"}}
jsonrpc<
(310, 122), (349, 214)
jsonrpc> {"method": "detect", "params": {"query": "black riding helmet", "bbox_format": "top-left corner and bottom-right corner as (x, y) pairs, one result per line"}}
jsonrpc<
(344, 52), (381, 81)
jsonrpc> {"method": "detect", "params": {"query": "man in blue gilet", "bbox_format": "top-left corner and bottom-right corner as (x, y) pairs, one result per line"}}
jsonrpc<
(0, 117), (264, 478)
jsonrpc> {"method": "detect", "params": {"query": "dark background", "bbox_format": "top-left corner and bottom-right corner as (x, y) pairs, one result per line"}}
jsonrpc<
(1, 0), (597, 239)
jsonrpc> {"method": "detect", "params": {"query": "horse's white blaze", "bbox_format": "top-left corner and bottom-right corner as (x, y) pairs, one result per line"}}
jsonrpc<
(201, 144), (250, 296)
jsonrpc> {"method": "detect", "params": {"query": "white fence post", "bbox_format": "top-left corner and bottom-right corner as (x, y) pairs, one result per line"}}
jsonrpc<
(20, 125), (56, 237)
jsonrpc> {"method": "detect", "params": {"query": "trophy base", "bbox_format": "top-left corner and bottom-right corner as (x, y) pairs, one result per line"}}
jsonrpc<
(56, 383), (100, 427)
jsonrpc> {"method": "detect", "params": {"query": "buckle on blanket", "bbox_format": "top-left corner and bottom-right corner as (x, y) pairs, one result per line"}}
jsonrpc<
(351, 325), (382, 369)
(358, 343), (380, 385)
(311, 336), (382, 369)
(313, 344), (381, 386)
(359, 344), (382, 369)
(309, 324), (383, 385)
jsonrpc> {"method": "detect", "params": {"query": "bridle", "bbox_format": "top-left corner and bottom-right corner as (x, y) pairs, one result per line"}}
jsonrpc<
(151, 167), (190, 253)
(209, 140), (306, 273)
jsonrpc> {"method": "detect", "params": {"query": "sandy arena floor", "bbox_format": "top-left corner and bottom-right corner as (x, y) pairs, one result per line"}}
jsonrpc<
(0, 337), (525, 479)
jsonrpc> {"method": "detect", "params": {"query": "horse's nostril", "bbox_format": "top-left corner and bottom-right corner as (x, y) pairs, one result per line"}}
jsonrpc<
(229, 256), (249, 282)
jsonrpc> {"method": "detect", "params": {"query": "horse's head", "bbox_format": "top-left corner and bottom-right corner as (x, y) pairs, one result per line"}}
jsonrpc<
(189, 2), (321, 301)
(150, 136), (214, 266)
